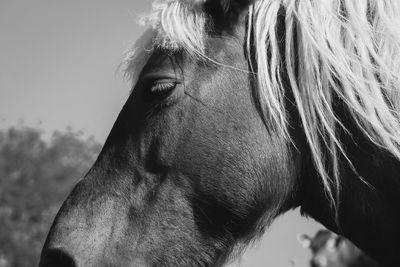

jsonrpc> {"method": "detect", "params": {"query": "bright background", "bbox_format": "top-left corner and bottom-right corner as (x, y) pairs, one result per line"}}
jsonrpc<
(0, 1), (324, 266)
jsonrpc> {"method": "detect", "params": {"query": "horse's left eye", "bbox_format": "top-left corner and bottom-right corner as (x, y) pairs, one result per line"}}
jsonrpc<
(149, 81), (177, 99)
(151, 81), (176, 97)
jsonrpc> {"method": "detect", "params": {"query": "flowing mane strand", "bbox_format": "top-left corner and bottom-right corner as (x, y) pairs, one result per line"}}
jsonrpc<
(125, 0), (400, 214)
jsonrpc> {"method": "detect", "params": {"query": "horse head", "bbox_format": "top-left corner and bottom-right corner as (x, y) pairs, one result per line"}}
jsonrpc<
(40, 0), (400, 266)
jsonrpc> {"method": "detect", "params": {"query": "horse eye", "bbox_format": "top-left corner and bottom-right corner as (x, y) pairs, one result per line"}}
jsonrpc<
(146, 80), (177, 101)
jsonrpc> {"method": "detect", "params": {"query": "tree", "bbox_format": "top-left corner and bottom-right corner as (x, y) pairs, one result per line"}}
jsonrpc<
(0, 126), (102, 267)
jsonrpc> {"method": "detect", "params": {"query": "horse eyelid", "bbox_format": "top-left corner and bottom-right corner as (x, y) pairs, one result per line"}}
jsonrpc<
(151, 81), (177, 92)
(140, 73), (179, 83)
(142, 79), (183, 104)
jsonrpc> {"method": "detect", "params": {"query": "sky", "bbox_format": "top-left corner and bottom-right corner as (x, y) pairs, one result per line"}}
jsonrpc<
(0, 1), (325, 266)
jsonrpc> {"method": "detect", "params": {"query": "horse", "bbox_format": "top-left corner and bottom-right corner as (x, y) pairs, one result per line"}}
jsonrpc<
(299, 230), (381, 267)
(39, 0), (400, 266)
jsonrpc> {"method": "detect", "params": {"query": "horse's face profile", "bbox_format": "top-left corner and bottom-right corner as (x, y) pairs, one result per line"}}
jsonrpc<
(39, 3), (299, 266)
(40, 0), (400, 266)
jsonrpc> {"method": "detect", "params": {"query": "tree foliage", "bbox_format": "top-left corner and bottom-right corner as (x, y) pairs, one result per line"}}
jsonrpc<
(0, 126), (102, 267)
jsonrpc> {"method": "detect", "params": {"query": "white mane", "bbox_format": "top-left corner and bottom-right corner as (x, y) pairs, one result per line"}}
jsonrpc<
(125, 0), (400, 215)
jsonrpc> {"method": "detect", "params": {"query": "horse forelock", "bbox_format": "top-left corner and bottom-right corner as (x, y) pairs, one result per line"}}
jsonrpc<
(123, 0), (207, 87)
(124, 0), (400, 218)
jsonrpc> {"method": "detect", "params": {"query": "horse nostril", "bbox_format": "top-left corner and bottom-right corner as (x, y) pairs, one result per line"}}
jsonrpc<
(40, 248), (77, 267)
